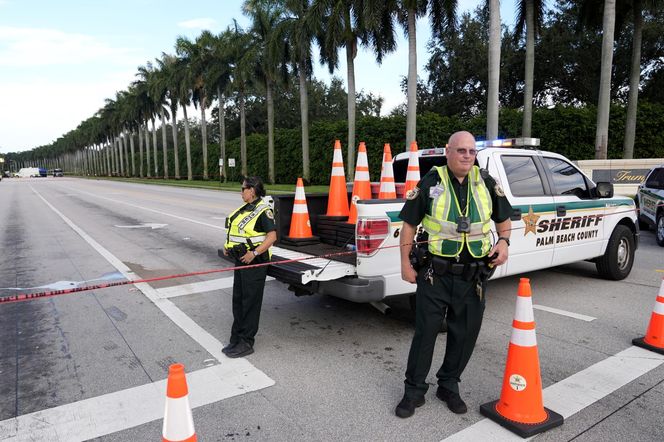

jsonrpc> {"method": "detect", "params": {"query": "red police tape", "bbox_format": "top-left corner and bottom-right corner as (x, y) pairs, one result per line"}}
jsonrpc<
(0, 203), (657, 305)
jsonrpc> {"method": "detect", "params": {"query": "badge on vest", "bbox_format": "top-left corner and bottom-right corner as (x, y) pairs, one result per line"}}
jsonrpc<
(406, 187), (420, 200)
(429, 184), (445, 198)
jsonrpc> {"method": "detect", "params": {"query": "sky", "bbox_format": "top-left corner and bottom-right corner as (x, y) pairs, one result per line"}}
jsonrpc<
(0, 0), (517, 154)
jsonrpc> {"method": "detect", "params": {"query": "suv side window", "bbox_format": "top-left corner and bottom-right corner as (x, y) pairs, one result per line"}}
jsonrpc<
(543, 157), (591, 199)
(645, 168), (664, 189)
(501, 155), (545, 196)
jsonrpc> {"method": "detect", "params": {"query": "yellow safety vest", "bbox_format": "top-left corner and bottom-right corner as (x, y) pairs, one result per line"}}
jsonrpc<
(225, 199), (272, 257)
(422, 166), (492, 258)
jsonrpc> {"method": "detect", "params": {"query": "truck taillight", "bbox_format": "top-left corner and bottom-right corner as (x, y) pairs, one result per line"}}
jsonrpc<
(356, 218), (390, 256)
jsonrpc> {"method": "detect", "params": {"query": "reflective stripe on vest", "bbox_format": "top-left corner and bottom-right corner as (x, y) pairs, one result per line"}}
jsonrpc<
(422, 166), (492, 258)
(225, 199), (271, 256)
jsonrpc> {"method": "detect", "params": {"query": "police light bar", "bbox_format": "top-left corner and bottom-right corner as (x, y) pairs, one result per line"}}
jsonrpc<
(420, 147), (446, 156)
(475, 138), (541, 149)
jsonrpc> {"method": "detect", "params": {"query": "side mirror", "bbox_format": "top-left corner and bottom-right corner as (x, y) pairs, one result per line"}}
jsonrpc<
(595, 181), (614, 198)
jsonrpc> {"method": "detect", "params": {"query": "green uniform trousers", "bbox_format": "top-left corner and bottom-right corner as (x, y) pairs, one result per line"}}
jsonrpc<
(404, 267), (486, 399)
(231, 263), (269, 347)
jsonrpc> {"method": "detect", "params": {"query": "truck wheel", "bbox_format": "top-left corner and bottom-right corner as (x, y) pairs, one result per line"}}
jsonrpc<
(409, 295), (448, 333)
(656, 212), (664, 247)
(596, 225), (635, 280)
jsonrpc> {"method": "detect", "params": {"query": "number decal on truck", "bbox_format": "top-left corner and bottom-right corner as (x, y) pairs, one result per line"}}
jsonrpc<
(394, 228), (400, 238)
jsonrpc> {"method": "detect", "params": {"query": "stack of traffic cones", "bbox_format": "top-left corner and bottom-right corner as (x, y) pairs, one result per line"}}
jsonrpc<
(378, 143), (397, 199)
(633, 278), (664, 355)
(324, 139), (349, 220)
(403, 141), (420, 197)
(282, 178), (319, 246)
(347, 142), (372, 224)
(163, 364), (197, 442)
(480, 278), (563, 438)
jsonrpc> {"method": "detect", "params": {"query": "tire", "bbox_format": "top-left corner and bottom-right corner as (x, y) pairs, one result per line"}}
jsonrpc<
(656, 212), (664, 247)
(596, 225), (635, 280)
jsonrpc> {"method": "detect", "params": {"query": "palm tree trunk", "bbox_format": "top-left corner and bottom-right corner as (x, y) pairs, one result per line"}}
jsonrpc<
(117, 136), (124, 176)
(346, 37), (357, 178)
(171, 106), (180, 179)
(406, 8), (417, 150)
(298, 60), (310, 181)
(487, 0), (501, 140)
(161, 108), (169, 178)
(240, 90), (247, 178)
(200, 95), (208, 180)
(522, 0), (535, 138)
(106, 141), (111, 176)
(123, 133), (130, 176)
(139, 126), (144, 178)
(183, 105), (193, 180)
(144, 123), (151, 178)
(595, 0), (616, 160)
(623, 0), (643, 160)
(129, 131), (136, 176)
(218, 87), (226, 182)
(267, 80), (275, 184)
(152, 118), (159, 177)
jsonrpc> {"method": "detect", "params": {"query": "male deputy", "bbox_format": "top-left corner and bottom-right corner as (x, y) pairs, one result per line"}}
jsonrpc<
(395, 131), (513, 418)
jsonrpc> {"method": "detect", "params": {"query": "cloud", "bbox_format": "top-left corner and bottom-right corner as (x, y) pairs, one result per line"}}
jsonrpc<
(177, 18), (217, 30)
(0, 26), (140, 67)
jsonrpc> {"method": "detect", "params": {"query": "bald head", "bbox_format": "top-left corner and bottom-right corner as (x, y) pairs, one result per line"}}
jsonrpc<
(446, 131), (477, 181)
(448, 131), (476, 149)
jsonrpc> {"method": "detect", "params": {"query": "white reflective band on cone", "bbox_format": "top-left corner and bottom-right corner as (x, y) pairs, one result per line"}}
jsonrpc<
(354, 171), (370, 180)
(295, 186), (306, 199)
(292, 203), (308, 214)
(331, 167), (345, 176)
(510, 327), (537, 347)
(163, 396), (195, 441)
(514, 296), (535, 322)
(653, 299), (664, 315)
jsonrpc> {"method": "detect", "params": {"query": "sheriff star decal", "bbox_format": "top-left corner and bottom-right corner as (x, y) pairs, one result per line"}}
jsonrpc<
(522, 206), (540, 235)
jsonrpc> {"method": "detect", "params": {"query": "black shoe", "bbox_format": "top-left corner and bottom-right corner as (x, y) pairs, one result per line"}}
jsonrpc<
(436, 387), (467, 414)
(225, 341), (254, 358)
(222, 343), (236, 354)
(395, 395), (425, 418)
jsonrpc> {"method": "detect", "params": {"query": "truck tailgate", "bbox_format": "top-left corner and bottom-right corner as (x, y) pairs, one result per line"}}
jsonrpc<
(269, 246), (356, 285)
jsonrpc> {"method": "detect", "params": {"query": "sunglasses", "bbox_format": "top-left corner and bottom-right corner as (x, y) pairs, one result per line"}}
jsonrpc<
(451, 148), (478, 156)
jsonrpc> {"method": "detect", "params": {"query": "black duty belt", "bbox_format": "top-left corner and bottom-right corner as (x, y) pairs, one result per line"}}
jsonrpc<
(430, 255), (492, 281)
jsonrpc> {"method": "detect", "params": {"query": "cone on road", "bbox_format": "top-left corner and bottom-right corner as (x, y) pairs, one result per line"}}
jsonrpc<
(480, 278), (563, 438)
(378, 143), (397, 199)
(163, 363), (197, 442)
(324, 140), (349, 220)
(403, 141), (420, 196)
(282, 178), (319, 246)
(633, 278), (664, 355)
(347, 142), (372, 224)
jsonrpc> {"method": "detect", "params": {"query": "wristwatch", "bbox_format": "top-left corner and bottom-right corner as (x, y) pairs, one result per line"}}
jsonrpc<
(252, 250), (260, 256)
(498, 237), (510, 247)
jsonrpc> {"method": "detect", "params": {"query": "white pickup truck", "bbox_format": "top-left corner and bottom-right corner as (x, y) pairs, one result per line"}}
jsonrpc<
(263, 139), (639, 307)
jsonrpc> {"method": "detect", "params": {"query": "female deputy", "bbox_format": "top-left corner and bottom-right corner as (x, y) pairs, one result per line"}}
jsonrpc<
(222, 176), (277, 358)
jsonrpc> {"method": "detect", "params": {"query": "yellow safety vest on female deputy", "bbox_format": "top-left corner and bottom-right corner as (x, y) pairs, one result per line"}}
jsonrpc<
(422, 165), (493, 258)
(225, 199), (272, 257)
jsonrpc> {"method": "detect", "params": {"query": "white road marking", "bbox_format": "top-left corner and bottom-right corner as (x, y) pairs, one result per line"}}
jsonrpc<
(155, 276), (275, 299)
(23, 187), (274, 440)
(533, 304), (597, 322)
(443, 346), (664, 441)
(0, 363), (268, 442)
(115, 222), (168, 229)
(65, 186), (225, 230)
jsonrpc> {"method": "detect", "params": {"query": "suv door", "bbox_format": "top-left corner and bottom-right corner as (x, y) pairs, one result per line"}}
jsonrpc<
(639, 167), (664, 245)
(494, 153), (556, 276)
(542, 156), (604, 266)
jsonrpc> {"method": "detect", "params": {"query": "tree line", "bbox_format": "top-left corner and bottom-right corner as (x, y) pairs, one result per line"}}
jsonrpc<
(5, 0), (664, 183)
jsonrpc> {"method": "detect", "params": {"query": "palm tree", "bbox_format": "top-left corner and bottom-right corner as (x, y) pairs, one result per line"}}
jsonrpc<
(312, 0), (396, 176)
(244, 0), (289, 184)
(486, 0), (501, 140)
(157, 53), (183, 179)
(170, 45), (195, 180)
(515, 0), (546, 138)
(382, 0), (456, 149)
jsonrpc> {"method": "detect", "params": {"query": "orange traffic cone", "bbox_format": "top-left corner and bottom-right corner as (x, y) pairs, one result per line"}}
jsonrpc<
(378, 143), (397, 199)
(480, 278), (563, 438)
(325, 140), (350, 219)
(347, 142), (372, 224)
(282, 178), (319, 246)
(403, 141), (420, 196)
(162, 364), (197, 442)
(633, 278), (664, 355)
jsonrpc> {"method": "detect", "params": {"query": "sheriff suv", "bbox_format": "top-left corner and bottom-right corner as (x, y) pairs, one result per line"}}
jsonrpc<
(636, 165), (664, 246)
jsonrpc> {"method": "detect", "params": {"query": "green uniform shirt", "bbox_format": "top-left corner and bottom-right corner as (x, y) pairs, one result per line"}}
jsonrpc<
(399, 167), (513, 263)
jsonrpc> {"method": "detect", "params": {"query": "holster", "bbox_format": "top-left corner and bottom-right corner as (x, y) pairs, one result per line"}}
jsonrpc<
(409, 229), (430, 272)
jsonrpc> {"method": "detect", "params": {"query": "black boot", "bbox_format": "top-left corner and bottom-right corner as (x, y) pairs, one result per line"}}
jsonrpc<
(395, 395), (425, 418)
(436, 386), (467, 414)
